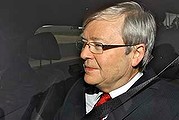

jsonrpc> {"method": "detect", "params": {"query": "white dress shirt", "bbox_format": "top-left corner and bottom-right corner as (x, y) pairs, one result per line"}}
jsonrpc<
(85, 72), (143, 117)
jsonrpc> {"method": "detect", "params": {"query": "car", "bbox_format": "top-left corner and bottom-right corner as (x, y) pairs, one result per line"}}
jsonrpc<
(0, 0), (179, 120)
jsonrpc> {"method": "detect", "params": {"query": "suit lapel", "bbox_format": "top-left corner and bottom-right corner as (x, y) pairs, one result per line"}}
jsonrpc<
(60, 79), (86, 120)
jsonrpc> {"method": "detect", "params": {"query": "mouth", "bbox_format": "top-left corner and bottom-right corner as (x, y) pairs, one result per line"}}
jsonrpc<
(84, 64), (98, 72)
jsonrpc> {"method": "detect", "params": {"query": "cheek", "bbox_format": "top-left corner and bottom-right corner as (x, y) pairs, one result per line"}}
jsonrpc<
(99, 53), (131, 79)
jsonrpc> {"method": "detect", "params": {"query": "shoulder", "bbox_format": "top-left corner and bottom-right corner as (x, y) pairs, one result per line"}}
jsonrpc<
(124, 80), (179, 119)
(38, 76), (82, 105)
(152, 79), (179, 98)
(23, 76), (82, 120)
(147, 79), (179, 114)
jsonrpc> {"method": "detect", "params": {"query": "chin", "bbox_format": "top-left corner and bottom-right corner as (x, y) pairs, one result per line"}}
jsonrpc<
(84, 74), (97, 85)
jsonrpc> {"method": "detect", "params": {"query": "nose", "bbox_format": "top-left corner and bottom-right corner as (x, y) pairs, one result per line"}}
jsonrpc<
(80, 45), (93, 60)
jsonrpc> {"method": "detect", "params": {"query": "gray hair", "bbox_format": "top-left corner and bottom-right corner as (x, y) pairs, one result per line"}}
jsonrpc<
(83, 1), (156, 70)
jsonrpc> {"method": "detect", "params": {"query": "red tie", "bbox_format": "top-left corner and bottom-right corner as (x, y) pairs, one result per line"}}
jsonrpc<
(95, 93), (111, 107)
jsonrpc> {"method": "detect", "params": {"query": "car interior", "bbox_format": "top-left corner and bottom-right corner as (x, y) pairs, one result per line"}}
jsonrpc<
(0, 0), (179, 120)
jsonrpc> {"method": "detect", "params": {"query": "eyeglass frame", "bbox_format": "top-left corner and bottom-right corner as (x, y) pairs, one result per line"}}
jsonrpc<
(76, 38), (137, 54)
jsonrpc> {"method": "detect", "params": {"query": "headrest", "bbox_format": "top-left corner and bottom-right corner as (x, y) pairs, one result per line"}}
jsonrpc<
(27, 32), (61, 60)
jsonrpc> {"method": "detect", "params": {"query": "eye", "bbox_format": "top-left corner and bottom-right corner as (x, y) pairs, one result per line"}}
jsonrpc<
(94, 42), (102, 47)
(82, 39), (87, 43)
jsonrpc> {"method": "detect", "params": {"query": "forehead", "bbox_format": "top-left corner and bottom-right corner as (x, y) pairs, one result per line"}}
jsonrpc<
(83, 16), (125, 43)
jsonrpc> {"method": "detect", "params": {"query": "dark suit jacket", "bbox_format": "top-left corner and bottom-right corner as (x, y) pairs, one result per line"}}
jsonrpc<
(22, 69), (179, 120)
(21, 75), (78, 120)
(55, 70), (179, 120)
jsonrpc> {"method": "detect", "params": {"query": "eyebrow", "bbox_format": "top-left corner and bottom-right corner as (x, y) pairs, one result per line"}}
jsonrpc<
(90, 37), (103, 41)
(81, 36), (87, 40)
(80, 34), (88, 41)
(80, 35), (105, 43)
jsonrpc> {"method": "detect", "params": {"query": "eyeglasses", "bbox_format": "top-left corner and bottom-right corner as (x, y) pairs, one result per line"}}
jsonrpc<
(76, 39), (136, 54)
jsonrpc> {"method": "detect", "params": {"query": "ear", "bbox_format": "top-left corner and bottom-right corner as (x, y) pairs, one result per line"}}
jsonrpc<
(131, 44), (145, 67)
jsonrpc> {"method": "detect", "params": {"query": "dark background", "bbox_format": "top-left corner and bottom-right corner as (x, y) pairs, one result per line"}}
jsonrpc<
(0, 0), (179, 61)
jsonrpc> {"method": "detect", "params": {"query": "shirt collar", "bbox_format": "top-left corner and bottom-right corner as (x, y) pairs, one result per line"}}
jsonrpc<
(109, 72), (143, 99)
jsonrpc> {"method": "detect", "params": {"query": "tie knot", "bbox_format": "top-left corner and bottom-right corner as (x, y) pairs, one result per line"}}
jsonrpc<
(95, 93), (111, 107)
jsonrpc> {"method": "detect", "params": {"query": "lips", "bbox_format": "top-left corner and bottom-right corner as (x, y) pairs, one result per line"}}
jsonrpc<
(84, 64), (98, 72)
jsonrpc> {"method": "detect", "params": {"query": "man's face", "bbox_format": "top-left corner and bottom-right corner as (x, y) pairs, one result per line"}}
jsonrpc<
(81, 16), (139, 92)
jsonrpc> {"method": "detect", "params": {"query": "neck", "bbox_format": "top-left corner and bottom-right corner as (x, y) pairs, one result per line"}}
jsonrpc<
(98, 69), (139, 93)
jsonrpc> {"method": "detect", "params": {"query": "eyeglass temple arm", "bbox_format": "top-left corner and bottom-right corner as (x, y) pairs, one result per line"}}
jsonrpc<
(102, 44), (135, 50)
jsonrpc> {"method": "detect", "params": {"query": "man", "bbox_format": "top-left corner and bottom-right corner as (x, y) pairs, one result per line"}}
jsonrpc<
(22, 1), (179, 120)
(55, 1), (179, 120)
